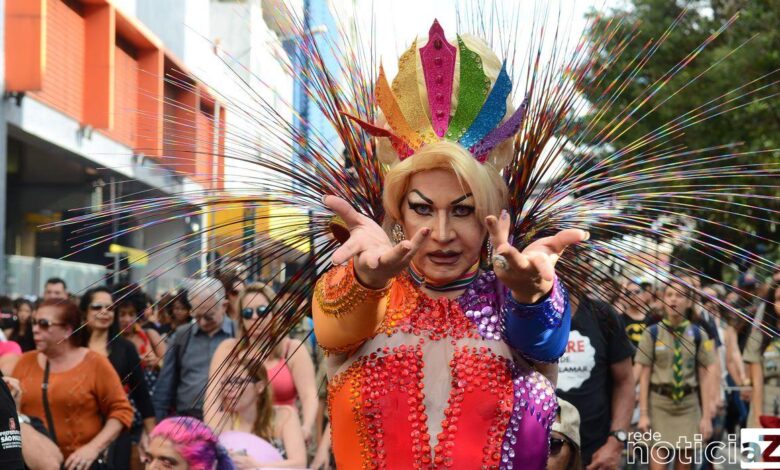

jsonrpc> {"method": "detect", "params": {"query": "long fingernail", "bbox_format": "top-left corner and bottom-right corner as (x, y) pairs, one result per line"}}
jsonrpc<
(584, 230), (591, 241)
(322, 194), (328, 204)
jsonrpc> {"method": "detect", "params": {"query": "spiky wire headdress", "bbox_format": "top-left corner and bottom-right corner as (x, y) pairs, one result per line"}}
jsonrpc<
(344, 20), (528, 163)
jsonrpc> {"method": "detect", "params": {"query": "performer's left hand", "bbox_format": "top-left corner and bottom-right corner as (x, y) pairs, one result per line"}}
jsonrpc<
(485, 210), (588, 303)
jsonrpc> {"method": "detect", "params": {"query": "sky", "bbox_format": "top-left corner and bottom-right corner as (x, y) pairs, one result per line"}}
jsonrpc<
(331, 0), (621, 78)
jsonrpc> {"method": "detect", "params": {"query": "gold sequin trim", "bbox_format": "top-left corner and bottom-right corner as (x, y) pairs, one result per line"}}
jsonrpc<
(314, 260), (390, 318)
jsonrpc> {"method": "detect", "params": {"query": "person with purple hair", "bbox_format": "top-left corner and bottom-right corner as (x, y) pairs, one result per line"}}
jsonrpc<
(144, 417), (235, 470)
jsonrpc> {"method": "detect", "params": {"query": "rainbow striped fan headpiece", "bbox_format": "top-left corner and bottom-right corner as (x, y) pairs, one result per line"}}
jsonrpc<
(345, 20), (529, 163)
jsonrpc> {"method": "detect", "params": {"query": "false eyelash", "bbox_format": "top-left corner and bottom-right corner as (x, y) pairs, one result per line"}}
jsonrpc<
(452, 205), (476, 216)
(408, 202), (433, 214)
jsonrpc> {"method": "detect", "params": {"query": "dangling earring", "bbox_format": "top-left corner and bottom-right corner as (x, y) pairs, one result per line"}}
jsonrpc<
(480, 238), (494, 270)
(391, 223), (406, 245)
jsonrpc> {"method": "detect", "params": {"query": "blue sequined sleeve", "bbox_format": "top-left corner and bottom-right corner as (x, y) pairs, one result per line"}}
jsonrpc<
(502, 276), (571, 363)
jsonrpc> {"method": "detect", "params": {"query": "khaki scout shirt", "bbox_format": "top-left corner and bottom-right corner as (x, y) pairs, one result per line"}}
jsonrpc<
(743, 327), (780, 381)
(635, 322), (716, 386)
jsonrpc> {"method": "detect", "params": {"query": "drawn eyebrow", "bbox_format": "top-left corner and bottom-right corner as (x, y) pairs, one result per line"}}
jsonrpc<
(409, 190), (433, 204)
(450, 193), (474, 205)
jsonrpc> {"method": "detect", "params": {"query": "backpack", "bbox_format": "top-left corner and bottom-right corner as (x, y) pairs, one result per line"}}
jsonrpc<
(648, 322), (702, 361)
(648, 323), (705, 401)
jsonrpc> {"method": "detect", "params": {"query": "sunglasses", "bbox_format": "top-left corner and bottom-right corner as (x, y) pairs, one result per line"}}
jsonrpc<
(550, 437), (568, 456)
(32, 318), (67, 330)
(241, 305), (270, 320)
(89, 303), (111, 311)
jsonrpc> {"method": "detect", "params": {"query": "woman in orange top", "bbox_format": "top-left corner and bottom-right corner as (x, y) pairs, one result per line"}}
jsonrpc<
(11, 300), (134, 470)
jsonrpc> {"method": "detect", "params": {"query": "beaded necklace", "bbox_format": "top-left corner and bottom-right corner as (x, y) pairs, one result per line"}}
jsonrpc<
(407, 261), (480, 292)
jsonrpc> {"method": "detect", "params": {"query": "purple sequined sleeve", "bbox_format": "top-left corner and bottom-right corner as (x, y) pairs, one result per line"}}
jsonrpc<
(502, 276), (571, 363)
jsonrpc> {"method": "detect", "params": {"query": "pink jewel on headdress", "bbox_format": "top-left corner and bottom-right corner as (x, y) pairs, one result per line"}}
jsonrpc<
(420, 20), (456, 137)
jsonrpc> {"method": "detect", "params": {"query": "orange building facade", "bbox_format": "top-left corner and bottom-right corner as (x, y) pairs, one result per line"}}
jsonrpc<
(2, 0), (229, 294)
(5, 0), (225, 188)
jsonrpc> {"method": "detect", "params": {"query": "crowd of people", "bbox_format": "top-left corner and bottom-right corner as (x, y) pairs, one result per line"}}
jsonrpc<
(550, 267), (780, 470)
(0, 274), (322, 470)
(0, 265), (778, 469)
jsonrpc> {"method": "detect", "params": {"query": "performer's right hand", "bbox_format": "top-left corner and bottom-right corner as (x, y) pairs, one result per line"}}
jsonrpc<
(324, 195), (430, 289)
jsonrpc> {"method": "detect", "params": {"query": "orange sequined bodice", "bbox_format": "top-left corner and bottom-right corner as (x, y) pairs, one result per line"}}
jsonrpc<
(324, 273), (556, 470)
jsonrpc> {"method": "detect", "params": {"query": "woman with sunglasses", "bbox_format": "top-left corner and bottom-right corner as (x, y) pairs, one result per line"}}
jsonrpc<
(205, 284), (318, 443)
(82, 287), (157, 470)
(213, 362), (307, 468)
(9, 299), (134, 470)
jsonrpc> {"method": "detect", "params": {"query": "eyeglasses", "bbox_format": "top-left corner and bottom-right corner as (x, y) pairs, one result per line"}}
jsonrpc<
(550, 437), (568, 456)
(31, 318), (67, 330)
(221, 376), (255, 387)
(89, 303), (111, 311)
(241, 305), (270, 320)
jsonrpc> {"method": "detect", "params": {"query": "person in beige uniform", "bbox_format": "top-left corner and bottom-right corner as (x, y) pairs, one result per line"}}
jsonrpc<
(744, 282), (780, 426)
(636, 281), (716, 470)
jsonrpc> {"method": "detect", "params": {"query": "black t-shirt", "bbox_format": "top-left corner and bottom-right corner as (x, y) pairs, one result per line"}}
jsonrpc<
(621, 314), (648, 349)
(556, 296), (635, 465)
(0, 376), (24, 469)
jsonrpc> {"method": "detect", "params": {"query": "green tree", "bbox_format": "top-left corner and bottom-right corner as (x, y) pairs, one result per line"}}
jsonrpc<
(576, 0), (780, 278)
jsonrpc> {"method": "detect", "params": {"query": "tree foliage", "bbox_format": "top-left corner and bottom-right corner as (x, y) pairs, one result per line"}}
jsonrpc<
(576, 0), (780, 277)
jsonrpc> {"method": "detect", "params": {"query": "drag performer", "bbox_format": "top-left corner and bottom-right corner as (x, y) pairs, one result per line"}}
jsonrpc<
(312, 22), (587, 469)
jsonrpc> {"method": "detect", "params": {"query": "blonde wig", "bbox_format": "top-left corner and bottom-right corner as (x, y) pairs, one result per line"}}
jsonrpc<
(382, 141), (508, 229)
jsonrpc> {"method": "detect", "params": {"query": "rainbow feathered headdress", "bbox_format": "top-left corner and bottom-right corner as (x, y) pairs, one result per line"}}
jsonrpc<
(344, 20), (529, 163)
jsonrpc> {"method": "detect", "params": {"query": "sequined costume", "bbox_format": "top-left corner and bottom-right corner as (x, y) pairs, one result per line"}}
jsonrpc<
(314, 261), (570, 469)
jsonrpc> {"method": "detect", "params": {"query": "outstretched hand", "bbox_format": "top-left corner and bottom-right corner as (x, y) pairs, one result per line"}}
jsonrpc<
(485, 210), (588, 303)
(324, 195), (430, 289)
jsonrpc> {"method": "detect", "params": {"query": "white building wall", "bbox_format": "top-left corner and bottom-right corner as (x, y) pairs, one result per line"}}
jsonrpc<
(210, 0), (295, 196)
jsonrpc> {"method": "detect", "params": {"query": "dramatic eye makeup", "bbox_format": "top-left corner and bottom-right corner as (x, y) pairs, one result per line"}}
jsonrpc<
(450, 193), (475, 217)
(406, 190), (475, 217)
(451, 204), (475, 217)
(407, 190), (435, 216)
